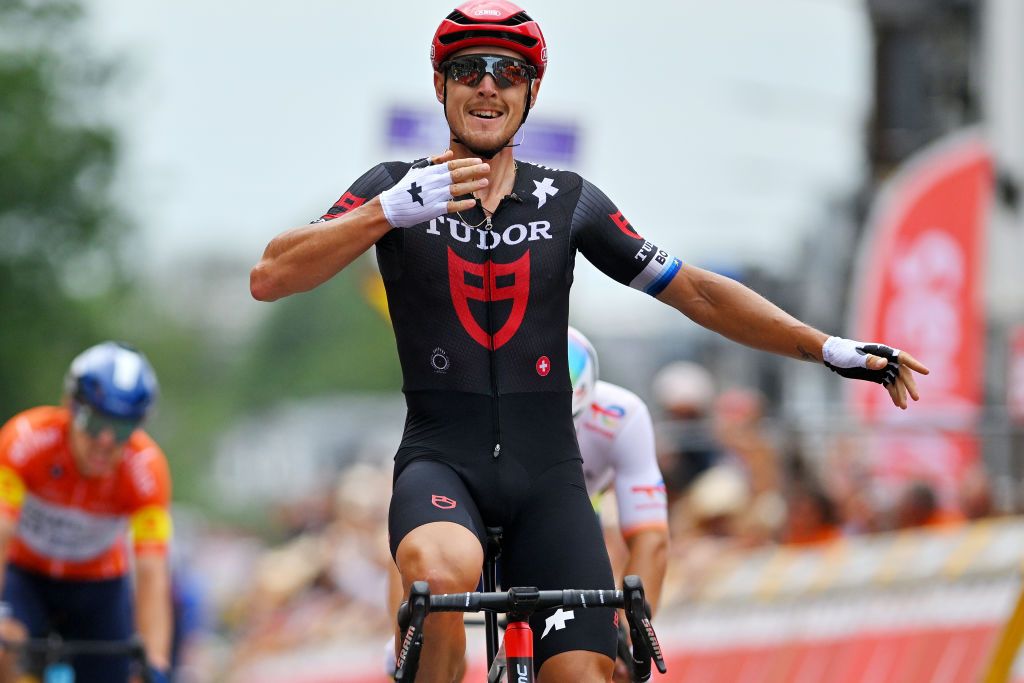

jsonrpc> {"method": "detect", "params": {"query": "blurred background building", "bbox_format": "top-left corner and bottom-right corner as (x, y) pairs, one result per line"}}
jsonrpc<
(2, 0), (1023, 680)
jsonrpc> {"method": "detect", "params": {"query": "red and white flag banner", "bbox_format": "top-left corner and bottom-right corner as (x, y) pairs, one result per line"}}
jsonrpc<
(1009, 325), (1024, 423)
(847, 130), (993, 500)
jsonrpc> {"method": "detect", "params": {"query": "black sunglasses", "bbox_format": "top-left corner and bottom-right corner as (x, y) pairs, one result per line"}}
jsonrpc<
(441, 54), (537, 89)
(73, 402), (140, 443)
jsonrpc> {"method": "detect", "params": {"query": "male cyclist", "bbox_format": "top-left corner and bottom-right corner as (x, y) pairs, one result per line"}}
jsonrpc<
(0, 342), (173, 683)
(382, 327), (666, 679)
(250, 2), (927, 680)
(569, 327), (668, 682)
(567, 327), (667, 614)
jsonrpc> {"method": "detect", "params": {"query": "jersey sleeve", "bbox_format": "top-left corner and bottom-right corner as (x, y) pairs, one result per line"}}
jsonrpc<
(312, 162), (406, 223)
(0, 414), (31, 519)
(570, 180), (682, 296)
(610, 400), (669, 538)
(126, 444), (173, 556)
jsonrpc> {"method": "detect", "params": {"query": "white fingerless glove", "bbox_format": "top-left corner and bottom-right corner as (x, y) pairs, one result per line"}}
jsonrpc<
(822, 336), (901, 386)
(379, 159), (454, 228)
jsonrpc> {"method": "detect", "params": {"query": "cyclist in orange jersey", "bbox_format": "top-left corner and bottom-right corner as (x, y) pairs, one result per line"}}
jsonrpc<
(0, 342), (172, 683)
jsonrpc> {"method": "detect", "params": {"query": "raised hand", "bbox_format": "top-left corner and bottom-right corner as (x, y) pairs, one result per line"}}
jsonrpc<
(379, 149), (489, 228)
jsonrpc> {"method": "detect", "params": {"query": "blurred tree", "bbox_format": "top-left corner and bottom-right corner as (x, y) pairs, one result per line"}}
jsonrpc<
(237, 260), (402, 408)
(0, 0), (129, 418)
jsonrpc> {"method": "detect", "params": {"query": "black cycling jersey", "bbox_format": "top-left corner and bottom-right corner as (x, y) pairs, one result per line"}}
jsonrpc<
(319, 159), (679, 665)
(317, 159), (682, 470)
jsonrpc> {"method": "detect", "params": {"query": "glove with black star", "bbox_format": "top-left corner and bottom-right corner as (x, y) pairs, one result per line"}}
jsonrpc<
(379, 158), (455, 228)
(822, 336), (901, 386)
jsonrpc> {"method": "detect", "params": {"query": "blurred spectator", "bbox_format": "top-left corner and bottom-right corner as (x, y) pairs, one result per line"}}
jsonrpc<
(893, 480), (965, 530)
(167, 507), (211, 683)
(218, 465), (397, 681)
(822, 438), (885, 536)
(651, 361), (723, 505)
(170, 567), (207, 683)
(958, 466), (995, 520)
(781, 480), (842, 546)
(270, 490), (335, 539)
(325, 462), (392, 613)
(711, 387), (786, 543)
(681, 465), (749, 538)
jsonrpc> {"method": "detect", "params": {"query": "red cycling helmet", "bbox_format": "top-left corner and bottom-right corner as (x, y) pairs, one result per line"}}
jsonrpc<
(431, 0), (547, 79)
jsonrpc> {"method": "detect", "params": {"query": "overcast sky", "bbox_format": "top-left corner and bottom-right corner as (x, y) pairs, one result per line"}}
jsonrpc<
(84, 0), (870, 331)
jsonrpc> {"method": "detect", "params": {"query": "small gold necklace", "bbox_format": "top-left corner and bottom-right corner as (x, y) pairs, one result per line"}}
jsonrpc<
(455, 160), (517, 231)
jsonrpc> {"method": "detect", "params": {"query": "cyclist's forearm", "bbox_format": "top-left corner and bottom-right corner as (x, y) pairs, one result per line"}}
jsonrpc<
(134, 554), (172, 670)
(622, 529), (668, 615)
(0, 515), (17, 598)
(656, 265), (829, 363)
(250, 197), (393, 302)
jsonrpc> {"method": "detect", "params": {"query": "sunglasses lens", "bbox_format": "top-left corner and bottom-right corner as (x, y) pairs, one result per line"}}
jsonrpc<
(445, 56), (535, 89)
(447, 58), (485, 86)
(493, 59), (532, 87)
(76, 404), (139, 443)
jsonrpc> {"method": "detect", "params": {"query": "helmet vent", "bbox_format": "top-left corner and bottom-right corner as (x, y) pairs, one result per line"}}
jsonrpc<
(437, 29), (539, 49)
(503, 12), (533, 26)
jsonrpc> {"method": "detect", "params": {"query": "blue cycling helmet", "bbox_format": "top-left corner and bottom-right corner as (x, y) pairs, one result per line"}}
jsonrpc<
(64, 341), (159, 421)
(567, 326), (599, 419)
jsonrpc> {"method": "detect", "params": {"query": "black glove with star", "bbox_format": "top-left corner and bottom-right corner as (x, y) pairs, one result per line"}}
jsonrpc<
(822, 336), (901, 386)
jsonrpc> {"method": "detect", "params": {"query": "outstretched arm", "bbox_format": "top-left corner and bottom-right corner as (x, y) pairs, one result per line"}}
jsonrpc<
(250, 151), (488, 302)
(656, 264), (929, 408)
(656, 264), (828, 361)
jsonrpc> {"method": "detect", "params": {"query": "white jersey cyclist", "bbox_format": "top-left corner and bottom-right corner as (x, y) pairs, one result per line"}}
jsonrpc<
(568, 328), (668, 536)
(576, 380), (667, 537)
(568, 327), (669, 599)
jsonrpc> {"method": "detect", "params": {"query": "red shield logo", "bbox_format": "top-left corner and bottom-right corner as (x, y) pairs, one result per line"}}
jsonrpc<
(431, 495), (457, 510)
(448, 248), (530, 350)
(609, 210), (641, 240)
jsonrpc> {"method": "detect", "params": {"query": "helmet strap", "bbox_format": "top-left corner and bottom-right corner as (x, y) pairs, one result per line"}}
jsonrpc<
(519, 78), (532, 126)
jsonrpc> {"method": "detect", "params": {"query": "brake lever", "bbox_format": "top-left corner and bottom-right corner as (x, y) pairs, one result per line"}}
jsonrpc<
(394, 581), (430, 682)
(623, 575), (667, 676)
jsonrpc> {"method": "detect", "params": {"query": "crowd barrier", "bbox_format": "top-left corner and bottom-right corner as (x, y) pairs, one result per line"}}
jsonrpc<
(232, 517), (1024, 682)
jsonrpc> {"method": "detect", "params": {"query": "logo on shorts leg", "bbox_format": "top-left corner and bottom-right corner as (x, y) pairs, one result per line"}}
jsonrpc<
(541, 608), (575, 638)
(431, 495), (457, 510)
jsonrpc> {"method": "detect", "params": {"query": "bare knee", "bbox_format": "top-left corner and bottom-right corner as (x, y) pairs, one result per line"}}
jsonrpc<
(396, 522), (482, 595)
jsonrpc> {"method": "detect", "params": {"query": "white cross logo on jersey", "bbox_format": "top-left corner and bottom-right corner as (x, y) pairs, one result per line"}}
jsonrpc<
(541, 608), (575, 638)
(533, 177), (558, 208)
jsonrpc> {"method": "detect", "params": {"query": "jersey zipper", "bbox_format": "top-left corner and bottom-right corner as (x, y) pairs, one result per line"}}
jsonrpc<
(483, 213), (502, 459)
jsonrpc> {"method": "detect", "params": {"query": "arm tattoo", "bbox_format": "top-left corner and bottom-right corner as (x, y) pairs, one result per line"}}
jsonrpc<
(797, 345), (818, 362)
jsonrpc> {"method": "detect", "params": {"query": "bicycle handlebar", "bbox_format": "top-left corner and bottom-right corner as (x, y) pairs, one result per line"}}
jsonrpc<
(426, 587), (624, 614)
(395, 575), (666, 682)
(0, 635), (153, 683)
